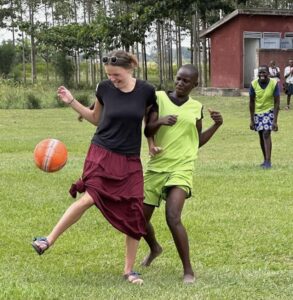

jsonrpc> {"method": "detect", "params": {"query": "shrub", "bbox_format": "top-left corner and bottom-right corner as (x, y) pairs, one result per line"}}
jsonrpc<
(54, 94), (66, 108)
(53, 52), (74, 87)
(75, 93), (92, 106)
(26, 93), (42, 109)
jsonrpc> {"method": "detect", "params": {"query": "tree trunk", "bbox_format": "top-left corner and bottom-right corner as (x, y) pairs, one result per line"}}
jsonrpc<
(29, 4), (36, 84)
(157, 21), (163, 89)
(177, 26), (182, 68)
(136, 42), (140, 79)
(142, 40), (148, 80)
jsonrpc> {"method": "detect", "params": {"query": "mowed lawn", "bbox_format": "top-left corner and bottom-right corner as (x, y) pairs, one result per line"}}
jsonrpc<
(0, 95), (292, 300)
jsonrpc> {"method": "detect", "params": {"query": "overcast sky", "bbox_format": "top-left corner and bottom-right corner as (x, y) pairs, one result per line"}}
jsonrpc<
(0, 28), (12, 42)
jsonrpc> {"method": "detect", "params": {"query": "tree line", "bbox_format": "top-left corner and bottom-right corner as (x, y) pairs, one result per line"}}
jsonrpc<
(0, 0), (292, 88)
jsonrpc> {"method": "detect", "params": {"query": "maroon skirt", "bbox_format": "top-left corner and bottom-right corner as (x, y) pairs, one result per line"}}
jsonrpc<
(69, 144), (146, 240)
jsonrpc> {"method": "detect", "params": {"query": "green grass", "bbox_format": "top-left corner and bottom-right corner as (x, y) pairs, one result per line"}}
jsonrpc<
(0, 95), (293, 299)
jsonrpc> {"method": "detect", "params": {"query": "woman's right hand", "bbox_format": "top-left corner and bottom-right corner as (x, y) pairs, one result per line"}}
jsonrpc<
(250, 121), (254, 130)
(57, 86), (74, 104)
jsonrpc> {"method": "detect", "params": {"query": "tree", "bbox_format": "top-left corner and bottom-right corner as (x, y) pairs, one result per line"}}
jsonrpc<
(0, 41), (15, 76)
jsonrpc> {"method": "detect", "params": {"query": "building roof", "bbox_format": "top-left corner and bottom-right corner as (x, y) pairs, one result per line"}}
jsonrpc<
(199, 8), (293, 38)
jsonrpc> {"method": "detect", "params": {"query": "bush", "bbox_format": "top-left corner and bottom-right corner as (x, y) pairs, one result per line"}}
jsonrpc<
(26, 93), (42, 109)
(75, 92), (92, 106)
(53, 52), (74, 87)
(54, 94), (66, 108)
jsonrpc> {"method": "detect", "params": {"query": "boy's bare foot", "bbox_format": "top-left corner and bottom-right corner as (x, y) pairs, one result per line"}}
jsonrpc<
(141, 246), (163, 266)
(183, 274), (196, 284)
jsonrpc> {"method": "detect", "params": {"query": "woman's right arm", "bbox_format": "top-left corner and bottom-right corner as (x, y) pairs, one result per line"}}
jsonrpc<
(57, 86), (102, 126)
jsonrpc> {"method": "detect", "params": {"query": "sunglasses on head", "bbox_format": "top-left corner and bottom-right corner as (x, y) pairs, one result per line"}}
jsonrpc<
(102, 56), (118, 64)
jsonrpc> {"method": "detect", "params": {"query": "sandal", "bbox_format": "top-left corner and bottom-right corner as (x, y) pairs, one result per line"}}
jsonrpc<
(123, 271), (143, 285)
(31, 237), (50, 255)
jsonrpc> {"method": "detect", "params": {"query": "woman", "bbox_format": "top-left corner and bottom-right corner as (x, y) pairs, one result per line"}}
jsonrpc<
(32, 50), (156, 285)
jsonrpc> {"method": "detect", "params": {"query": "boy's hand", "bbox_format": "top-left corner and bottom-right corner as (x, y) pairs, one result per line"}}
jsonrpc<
(159, 115), (178, 126)
(272, 122), (278, 131)
(208, 108), (223, 126)
(149, 146), (163, 157)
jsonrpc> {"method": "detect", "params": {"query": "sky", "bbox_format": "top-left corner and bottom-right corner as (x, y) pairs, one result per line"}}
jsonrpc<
(0, 28), (12, 42)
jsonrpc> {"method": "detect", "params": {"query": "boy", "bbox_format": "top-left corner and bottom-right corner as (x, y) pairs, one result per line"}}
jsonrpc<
(249, 65), (280, 169)
(142, 64), (223, 283)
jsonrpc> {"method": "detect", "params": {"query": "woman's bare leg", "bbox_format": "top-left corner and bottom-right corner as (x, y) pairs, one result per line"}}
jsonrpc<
(34, 192), (95, 249)
(124, 235), (143, 284)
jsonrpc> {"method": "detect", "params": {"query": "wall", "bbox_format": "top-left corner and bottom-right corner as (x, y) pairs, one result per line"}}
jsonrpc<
(258, 49), (293, 87)
(210, 18), (242, 88)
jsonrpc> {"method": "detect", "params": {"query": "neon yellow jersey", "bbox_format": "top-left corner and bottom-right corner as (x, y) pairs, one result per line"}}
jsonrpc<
(147, 91), (203, 172)
(252, 78), (277, 114)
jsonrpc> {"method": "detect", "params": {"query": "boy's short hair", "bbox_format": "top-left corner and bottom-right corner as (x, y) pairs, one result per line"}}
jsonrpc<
(180, 64), (198, 77)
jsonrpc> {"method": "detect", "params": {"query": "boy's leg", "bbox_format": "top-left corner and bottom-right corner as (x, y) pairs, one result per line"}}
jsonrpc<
(165, 187), (195, 282)
(286, 93), (291, 109)
(141, 204), (163, 266)
(258, 131), (265, 164)
(33, 192), (95, 250)
(262, 130), (272, 167)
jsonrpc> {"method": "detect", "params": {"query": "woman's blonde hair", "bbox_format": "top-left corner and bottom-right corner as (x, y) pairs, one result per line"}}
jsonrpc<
(102, 50), (138, 69)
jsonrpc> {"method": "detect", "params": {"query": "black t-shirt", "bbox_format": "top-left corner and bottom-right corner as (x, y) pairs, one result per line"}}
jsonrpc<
(92, 79), (156, 156)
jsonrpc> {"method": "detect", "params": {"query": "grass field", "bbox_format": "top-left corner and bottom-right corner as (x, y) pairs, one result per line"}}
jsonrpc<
(0, 95), (292, 299)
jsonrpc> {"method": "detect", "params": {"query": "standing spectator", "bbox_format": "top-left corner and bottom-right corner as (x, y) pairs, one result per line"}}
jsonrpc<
(284, 59), (293, 110)
(269, 60), (280, 81)
(249, 65), (280, 169)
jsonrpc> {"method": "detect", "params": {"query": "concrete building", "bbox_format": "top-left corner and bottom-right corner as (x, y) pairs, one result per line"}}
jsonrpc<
(200, 9), (293, 94)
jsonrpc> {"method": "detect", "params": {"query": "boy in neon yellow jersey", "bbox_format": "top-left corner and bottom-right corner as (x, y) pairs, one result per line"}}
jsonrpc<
(249, 65), (280, 169)
(142, 64), (223, 283)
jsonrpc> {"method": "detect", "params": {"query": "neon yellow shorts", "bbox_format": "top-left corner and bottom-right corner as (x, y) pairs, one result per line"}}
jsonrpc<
(144, 169), (193, 207)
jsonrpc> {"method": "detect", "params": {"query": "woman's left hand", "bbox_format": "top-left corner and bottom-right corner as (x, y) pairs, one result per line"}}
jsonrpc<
(57, 86), (74, 104)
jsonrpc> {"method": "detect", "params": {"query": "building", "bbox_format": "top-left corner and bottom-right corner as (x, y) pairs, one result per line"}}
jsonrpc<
(200, 8), (293, 93)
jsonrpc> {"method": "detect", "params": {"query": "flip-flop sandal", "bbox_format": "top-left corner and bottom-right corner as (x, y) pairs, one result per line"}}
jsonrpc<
(31, 237), (50, 255)
(123, 271), (143, 285)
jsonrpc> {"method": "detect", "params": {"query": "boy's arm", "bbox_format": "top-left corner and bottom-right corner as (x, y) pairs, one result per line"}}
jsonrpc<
(147, 137), (162, 156)
(272, 94), (280, 131)
(198, 109), (223, 148)
(249, 88), (256, 130)
(144, 106), (162, 156)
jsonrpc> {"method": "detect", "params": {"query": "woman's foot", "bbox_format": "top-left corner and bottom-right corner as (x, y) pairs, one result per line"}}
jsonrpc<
(141, 246), (163, 266)
(123, 271), (143, 285)
(31, 237), (50, 255)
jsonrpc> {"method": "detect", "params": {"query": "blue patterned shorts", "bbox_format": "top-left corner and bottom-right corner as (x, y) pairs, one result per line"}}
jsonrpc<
(254, 109), (274, 131)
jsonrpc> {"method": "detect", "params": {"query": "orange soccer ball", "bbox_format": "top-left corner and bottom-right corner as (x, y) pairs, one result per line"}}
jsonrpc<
(34, 138), (68, 172)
